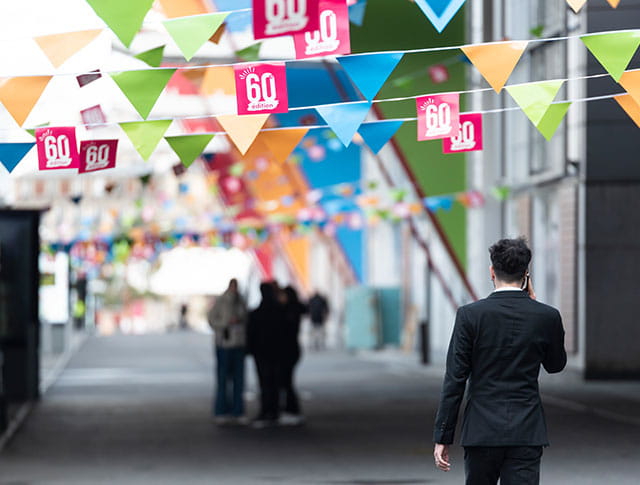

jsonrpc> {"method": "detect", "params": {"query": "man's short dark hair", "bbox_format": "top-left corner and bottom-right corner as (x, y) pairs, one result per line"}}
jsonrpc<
(489, 238), (532, 283)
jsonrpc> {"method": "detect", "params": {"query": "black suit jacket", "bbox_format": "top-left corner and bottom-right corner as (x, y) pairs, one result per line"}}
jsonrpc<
(433, 290), (566, 447)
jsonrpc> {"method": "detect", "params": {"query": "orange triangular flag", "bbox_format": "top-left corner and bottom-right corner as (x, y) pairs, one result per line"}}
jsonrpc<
(209, 24), (226, 44)
(619, 69), (640, 105)
(461, 41), (528, 93)
(201, 66), (236, 96)
(614, 94), (640, 127)
(158, 0), (209, 18)
(217, 114), (270, 155)
(0, 76), (52, 126)
(259, 128), (309, 163)
(607, 0), (621, 7)
(181, 68), (208, 90)
(566, 0), (587, 12)
(35, 29), (102, 68)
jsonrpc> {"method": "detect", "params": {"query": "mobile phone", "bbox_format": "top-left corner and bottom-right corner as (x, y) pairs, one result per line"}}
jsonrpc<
(521, 273), (530, 290)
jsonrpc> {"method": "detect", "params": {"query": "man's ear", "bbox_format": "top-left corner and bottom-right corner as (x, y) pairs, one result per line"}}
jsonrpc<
(489, 265), (495, 281)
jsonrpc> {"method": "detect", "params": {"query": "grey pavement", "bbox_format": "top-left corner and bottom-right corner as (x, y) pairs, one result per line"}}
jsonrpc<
(0, 333), (639, 484)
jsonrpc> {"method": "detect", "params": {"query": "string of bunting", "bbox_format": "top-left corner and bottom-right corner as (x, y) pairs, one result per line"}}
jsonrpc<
(42, 182), (507, 268)
(1, 3), (640, 175)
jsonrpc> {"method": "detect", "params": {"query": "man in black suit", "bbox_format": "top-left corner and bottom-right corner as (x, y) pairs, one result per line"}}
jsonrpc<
(433, 238), (566, 484)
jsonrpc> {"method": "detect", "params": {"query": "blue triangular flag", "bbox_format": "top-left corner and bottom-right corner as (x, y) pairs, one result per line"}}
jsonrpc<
(424, 195), (454, 212)
(414, 0), (466, 33)
(316, 101), (371, 146)
(0, 142), (35, 173)
(337, 52), (403, 101)
(358, 120), (404, 154)
(349, 1), (367, 26)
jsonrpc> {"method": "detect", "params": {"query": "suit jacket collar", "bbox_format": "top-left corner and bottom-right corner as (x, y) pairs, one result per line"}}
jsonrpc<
(488, 290), (530, 299)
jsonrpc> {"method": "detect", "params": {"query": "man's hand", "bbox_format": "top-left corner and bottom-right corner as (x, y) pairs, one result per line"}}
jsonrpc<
(433, 443), (451, 472)
(527, 276), (537, 300)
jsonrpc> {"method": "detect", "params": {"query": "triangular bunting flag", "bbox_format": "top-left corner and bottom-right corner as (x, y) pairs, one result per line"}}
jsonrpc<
(163, 13), (229, 61)
(209, 24), (226, 44)
(34, 29), (102, 68)
(111, 69), (176, 119)
(582, 31), (640, 81)
(158, 0), (209, 18)
(414, 0), (466, 33)
(0, 142), (35, 173)
(491, 186), (510, 201)
(165, 134), (214, 168)
(461, 41), (528, 93)
(506, 80), (564, 126)
(216, 114), (270, 155)
(25, 123), (50, 138)
(316, 101), (371, 146)
(85, 0), (154, 48)
(0, 76), (52, 126)
(201, 66), (236, 95)
(134, 45), (165, 67)
(236, 43), (262, 62)
(618, 69), (640, 105)
(120, 120), (172, 160)
(337, 53), (403, 101)
(614, 94), (640, 127)
(349, 1), (367, 26)
(566, 0), (587, 13)
(358, 120), (404, 154)
(607, 0), (621, 7)
(536, 102), (571, 140)
(260, 128), (309, 163)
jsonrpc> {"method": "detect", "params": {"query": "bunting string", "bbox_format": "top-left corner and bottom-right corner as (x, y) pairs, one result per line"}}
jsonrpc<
(2, 27), (639, 78)
(0, 72), (617, 135)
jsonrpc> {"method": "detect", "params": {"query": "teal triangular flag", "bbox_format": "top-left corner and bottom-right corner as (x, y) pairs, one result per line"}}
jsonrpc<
(0, 142), (35, 173)
(358, 120), (404, 153)
(414, 0), (466, 33)
(316, 101), (371, 146)
(337, 53), (403, 101)
(349, 1), (367, 26)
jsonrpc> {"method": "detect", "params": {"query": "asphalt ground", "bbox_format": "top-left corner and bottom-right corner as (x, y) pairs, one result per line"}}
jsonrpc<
(0, 332), (638, 484)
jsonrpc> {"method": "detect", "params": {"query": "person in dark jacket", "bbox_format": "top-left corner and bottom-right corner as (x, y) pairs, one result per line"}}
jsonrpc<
(308, 291), (329, 350)
(279, 285), (308, 425)
(247, 282), (284, 427)
(433, 238), (566, 485)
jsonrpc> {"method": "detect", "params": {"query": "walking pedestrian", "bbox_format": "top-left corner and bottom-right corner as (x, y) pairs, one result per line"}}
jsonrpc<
(207, 279), (248, 425)
(308, 291), (329, 350)
(433, 238), (566, 484)
(247, 282), (284, 428)
(279, 285), (307, 425)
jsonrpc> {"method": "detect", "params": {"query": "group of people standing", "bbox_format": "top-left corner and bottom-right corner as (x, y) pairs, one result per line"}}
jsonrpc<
(207, 279), (328, 428)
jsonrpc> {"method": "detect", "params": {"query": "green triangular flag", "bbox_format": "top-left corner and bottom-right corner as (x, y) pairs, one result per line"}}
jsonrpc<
(120, 120), (172, 161)
(236, 43), (262, 62)
(86, 0), (154, 48)
(111, 69), (176, 119)
(25, 122), (49, 138)
(536, 102), (571, 141)
(163, 13), (229, 61)
(582, 31), (640, 82)
(506, 80), (564, 126)
(134, 46), (165, 67)
(165, 134), (214, 168)
(229, 162), (244, 177)
(491, 186), (510, 201)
